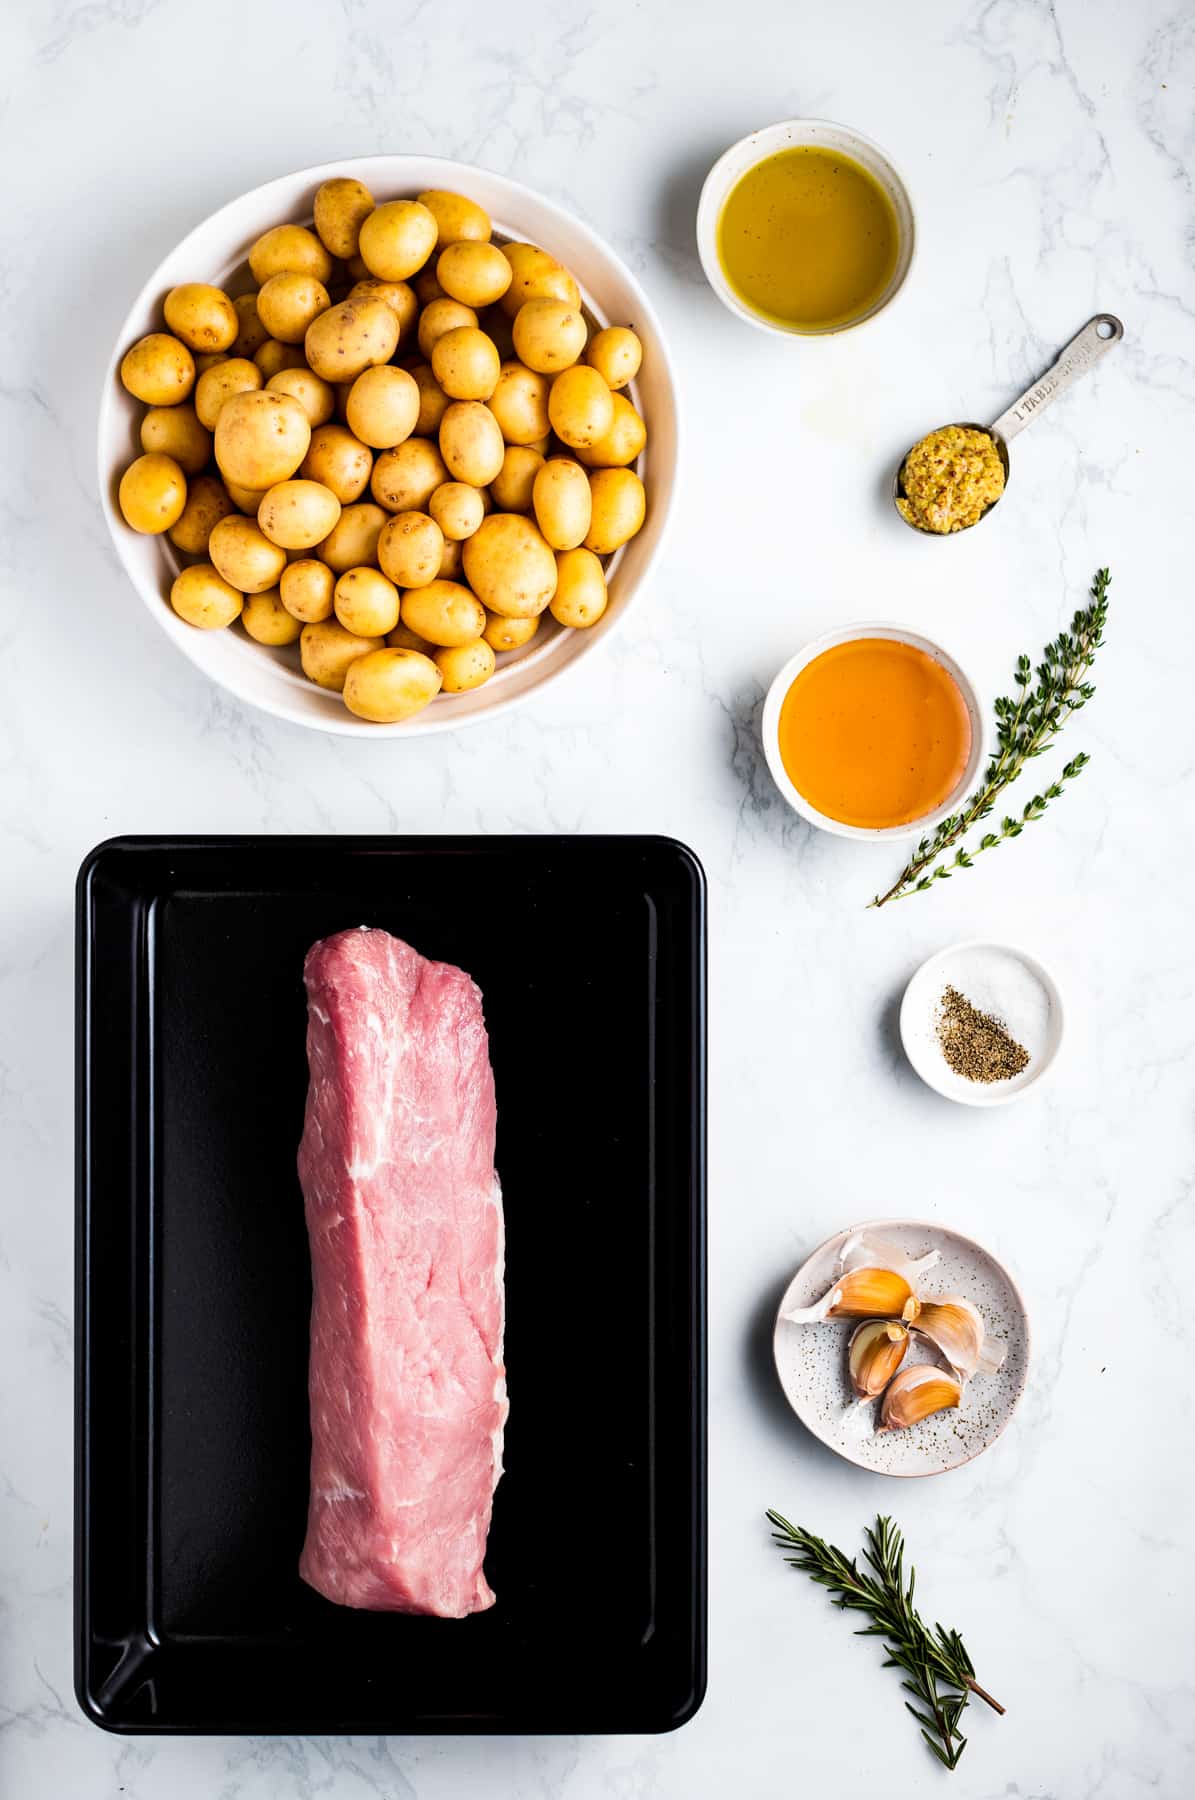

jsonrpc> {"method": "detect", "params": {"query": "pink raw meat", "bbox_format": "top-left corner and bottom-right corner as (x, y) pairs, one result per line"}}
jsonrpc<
(296, 927), (506, 1617)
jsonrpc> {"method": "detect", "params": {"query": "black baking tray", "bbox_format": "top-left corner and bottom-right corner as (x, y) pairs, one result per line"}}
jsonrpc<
(75, 836), (706, 1735)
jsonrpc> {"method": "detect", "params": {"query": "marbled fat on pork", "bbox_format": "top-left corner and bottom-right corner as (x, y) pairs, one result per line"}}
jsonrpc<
(297, 927), (506, 1617)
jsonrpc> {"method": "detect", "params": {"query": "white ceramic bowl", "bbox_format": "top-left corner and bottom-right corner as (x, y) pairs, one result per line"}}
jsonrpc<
(900, 940), (1065, 1107)
(772, 1220), (1030, 1478)
(99, 156), (679, 737)
(761, 623), (986, 840)
(696, 118), (916, 337)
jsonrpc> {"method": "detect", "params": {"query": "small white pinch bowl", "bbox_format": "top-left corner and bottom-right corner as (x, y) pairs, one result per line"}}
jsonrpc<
(773, 1220), (1030, 1478)
(696, 118), (916, 338)
(761, 623), (986, 840)
(900, 940), (1065, 1107)
(99, 155), (679, 738)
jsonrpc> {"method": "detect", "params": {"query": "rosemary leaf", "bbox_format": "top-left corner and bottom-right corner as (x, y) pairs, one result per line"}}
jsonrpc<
(766, 1510), (1003, 1772)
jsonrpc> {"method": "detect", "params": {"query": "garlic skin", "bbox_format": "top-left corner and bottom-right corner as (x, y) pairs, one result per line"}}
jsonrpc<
(912, 1296), (1007, 1381)
(847, 1319), (909, 1399)
(876, 1363), (962, 1433)
(782, 1231), (941, 1325)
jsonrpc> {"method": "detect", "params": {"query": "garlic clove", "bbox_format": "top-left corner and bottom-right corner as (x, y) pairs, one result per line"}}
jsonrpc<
(847, 1319), (909, 1399)
(782, 1231), (941, 1325)
(912, 1295), (1007, 1381)
(784, 1266), (922, 1324)
(876, 1364), (962, 1433)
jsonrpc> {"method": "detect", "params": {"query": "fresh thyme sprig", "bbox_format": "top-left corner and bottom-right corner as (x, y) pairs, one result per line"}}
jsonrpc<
(870, 567), (1110, 908)
(766, 1511), (1004, 1772)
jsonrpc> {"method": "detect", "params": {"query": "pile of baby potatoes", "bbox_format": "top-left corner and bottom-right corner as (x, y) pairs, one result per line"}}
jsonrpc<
(115, 179), (648, 722)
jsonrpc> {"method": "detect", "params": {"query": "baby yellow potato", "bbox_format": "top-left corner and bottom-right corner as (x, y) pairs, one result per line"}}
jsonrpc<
(512, 298), (587, 374)
(224, 478), (266, 513)
(576, 391), (647, 468)
(438, 536), (464, 580)
(428, 481), (485, 541)
(242, 586), (303, 646)
(462, 513), (557, 618)
(585, 325), (642, 391)
(170, 563), (243, 630)
(140, 403), (211, 475)
(209, 513), (288, 593)
(118, 453), (187, 534)
(257, 479), (342, 550)
(487, 362), (551, 446)
(401, 579), (486, 647)
(256, 272), (331, 344)
(334, 565), (400, 637)
(532, 456), (592, 550)
(386, 619), (433, 652)
(499, 243), (581, 317)
(301, 422), (373, 503)
(267, 366), (336, 427)
(163, 283), (238, 354)
(120, 333), (195, 405)
(409, 362), (451, 435)
(584, 467), (646, 555)
(417, 189), (491, 247)
(549, 365), (614, 450)
(231, 293), (269, 359)
(480, 304), (517, 362)
(195, 357), (263, 430)
(254, 340), (308, 379)
(378, 511), (445, 588)
(343, 647), (442, 722)
(345, 365), (420, 449)
(193, 351), (228, 374)
(305, 298), (398, 382)
(417, 298), (479, 359)
(248, 224), (333, 287)
(439, 401), (504, 487)
(482, 608), (540, 652)
(314, 177), (375, 259)
(434, 638), (496, 693)
(169, 474), (235, 554)
(431, 327), (500, 403)
(358, 199), (438, 281)
(300, 618), (383, 692)
(371, 437), (449, 513)
(551, 545), (608, 627)
(347, 277), (418, 339)
(280, 557), (336, 622)
(316, 501), (388, 573)
(215, 389), (311, 490)
(489, 445), (544, 513)
(436, 241), (512, 309)
(416, 269), (446, 306)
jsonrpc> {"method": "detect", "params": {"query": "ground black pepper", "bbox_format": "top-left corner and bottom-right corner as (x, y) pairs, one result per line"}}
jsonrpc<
(936, 984), (1030, 1083)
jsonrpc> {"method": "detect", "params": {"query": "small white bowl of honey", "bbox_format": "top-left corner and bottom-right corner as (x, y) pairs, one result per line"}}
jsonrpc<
(696, 118), (916, 337)
(762, 625), (986, 840)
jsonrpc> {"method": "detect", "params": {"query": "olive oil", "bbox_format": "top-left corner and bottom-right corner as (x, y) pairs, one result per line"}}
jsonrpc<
(717, 145), (899, 332)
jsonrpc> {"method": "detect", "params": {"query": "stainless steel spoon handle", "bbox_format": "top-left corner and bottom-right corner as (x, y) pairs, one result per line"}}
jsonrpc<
(990, 314), (1124, 444)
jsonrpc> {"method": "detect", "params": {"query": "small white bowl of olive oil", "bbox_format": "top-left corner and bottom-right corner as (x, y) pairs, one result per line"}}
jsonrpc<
(696, 118), (916, 337)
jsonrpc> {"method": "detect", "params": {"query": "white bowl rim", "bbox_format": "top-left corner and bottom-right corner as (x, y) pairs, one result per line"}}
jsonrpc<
(770, 1216), (1032, 1478)
(97, 153), (680, 739)
(760, 621), (987, 840)
(898, 937), (1066, 1108)
(695, 117), (918, 339)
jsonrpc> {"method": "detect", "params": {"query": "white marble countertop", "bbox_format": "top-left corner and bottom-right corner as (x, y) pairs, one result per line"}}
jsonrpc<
(3, 0), (1193, 1793)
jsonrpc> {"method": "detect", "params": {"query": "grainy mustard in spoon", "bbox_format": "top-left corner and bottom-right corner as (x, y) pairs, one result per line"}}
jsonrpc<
(894, 313), (1123, 535)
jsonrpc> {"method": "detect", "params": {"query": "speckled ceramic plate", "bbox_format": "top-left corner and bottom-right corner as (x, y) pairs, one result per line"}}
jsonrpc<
(772, 1220), (1029, 1477)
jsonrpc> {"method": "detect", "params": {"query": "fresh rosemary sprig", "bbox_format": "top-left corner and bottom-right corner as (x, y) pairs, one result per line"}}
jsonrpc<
(870, 567), (1110, 908)
(766, 1511), (1004, 1772)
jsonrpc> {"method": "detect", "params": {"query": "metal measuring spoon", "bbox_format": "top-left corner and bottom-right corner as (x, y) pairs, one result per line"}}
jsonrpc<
(894, 313), (1124, 534)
